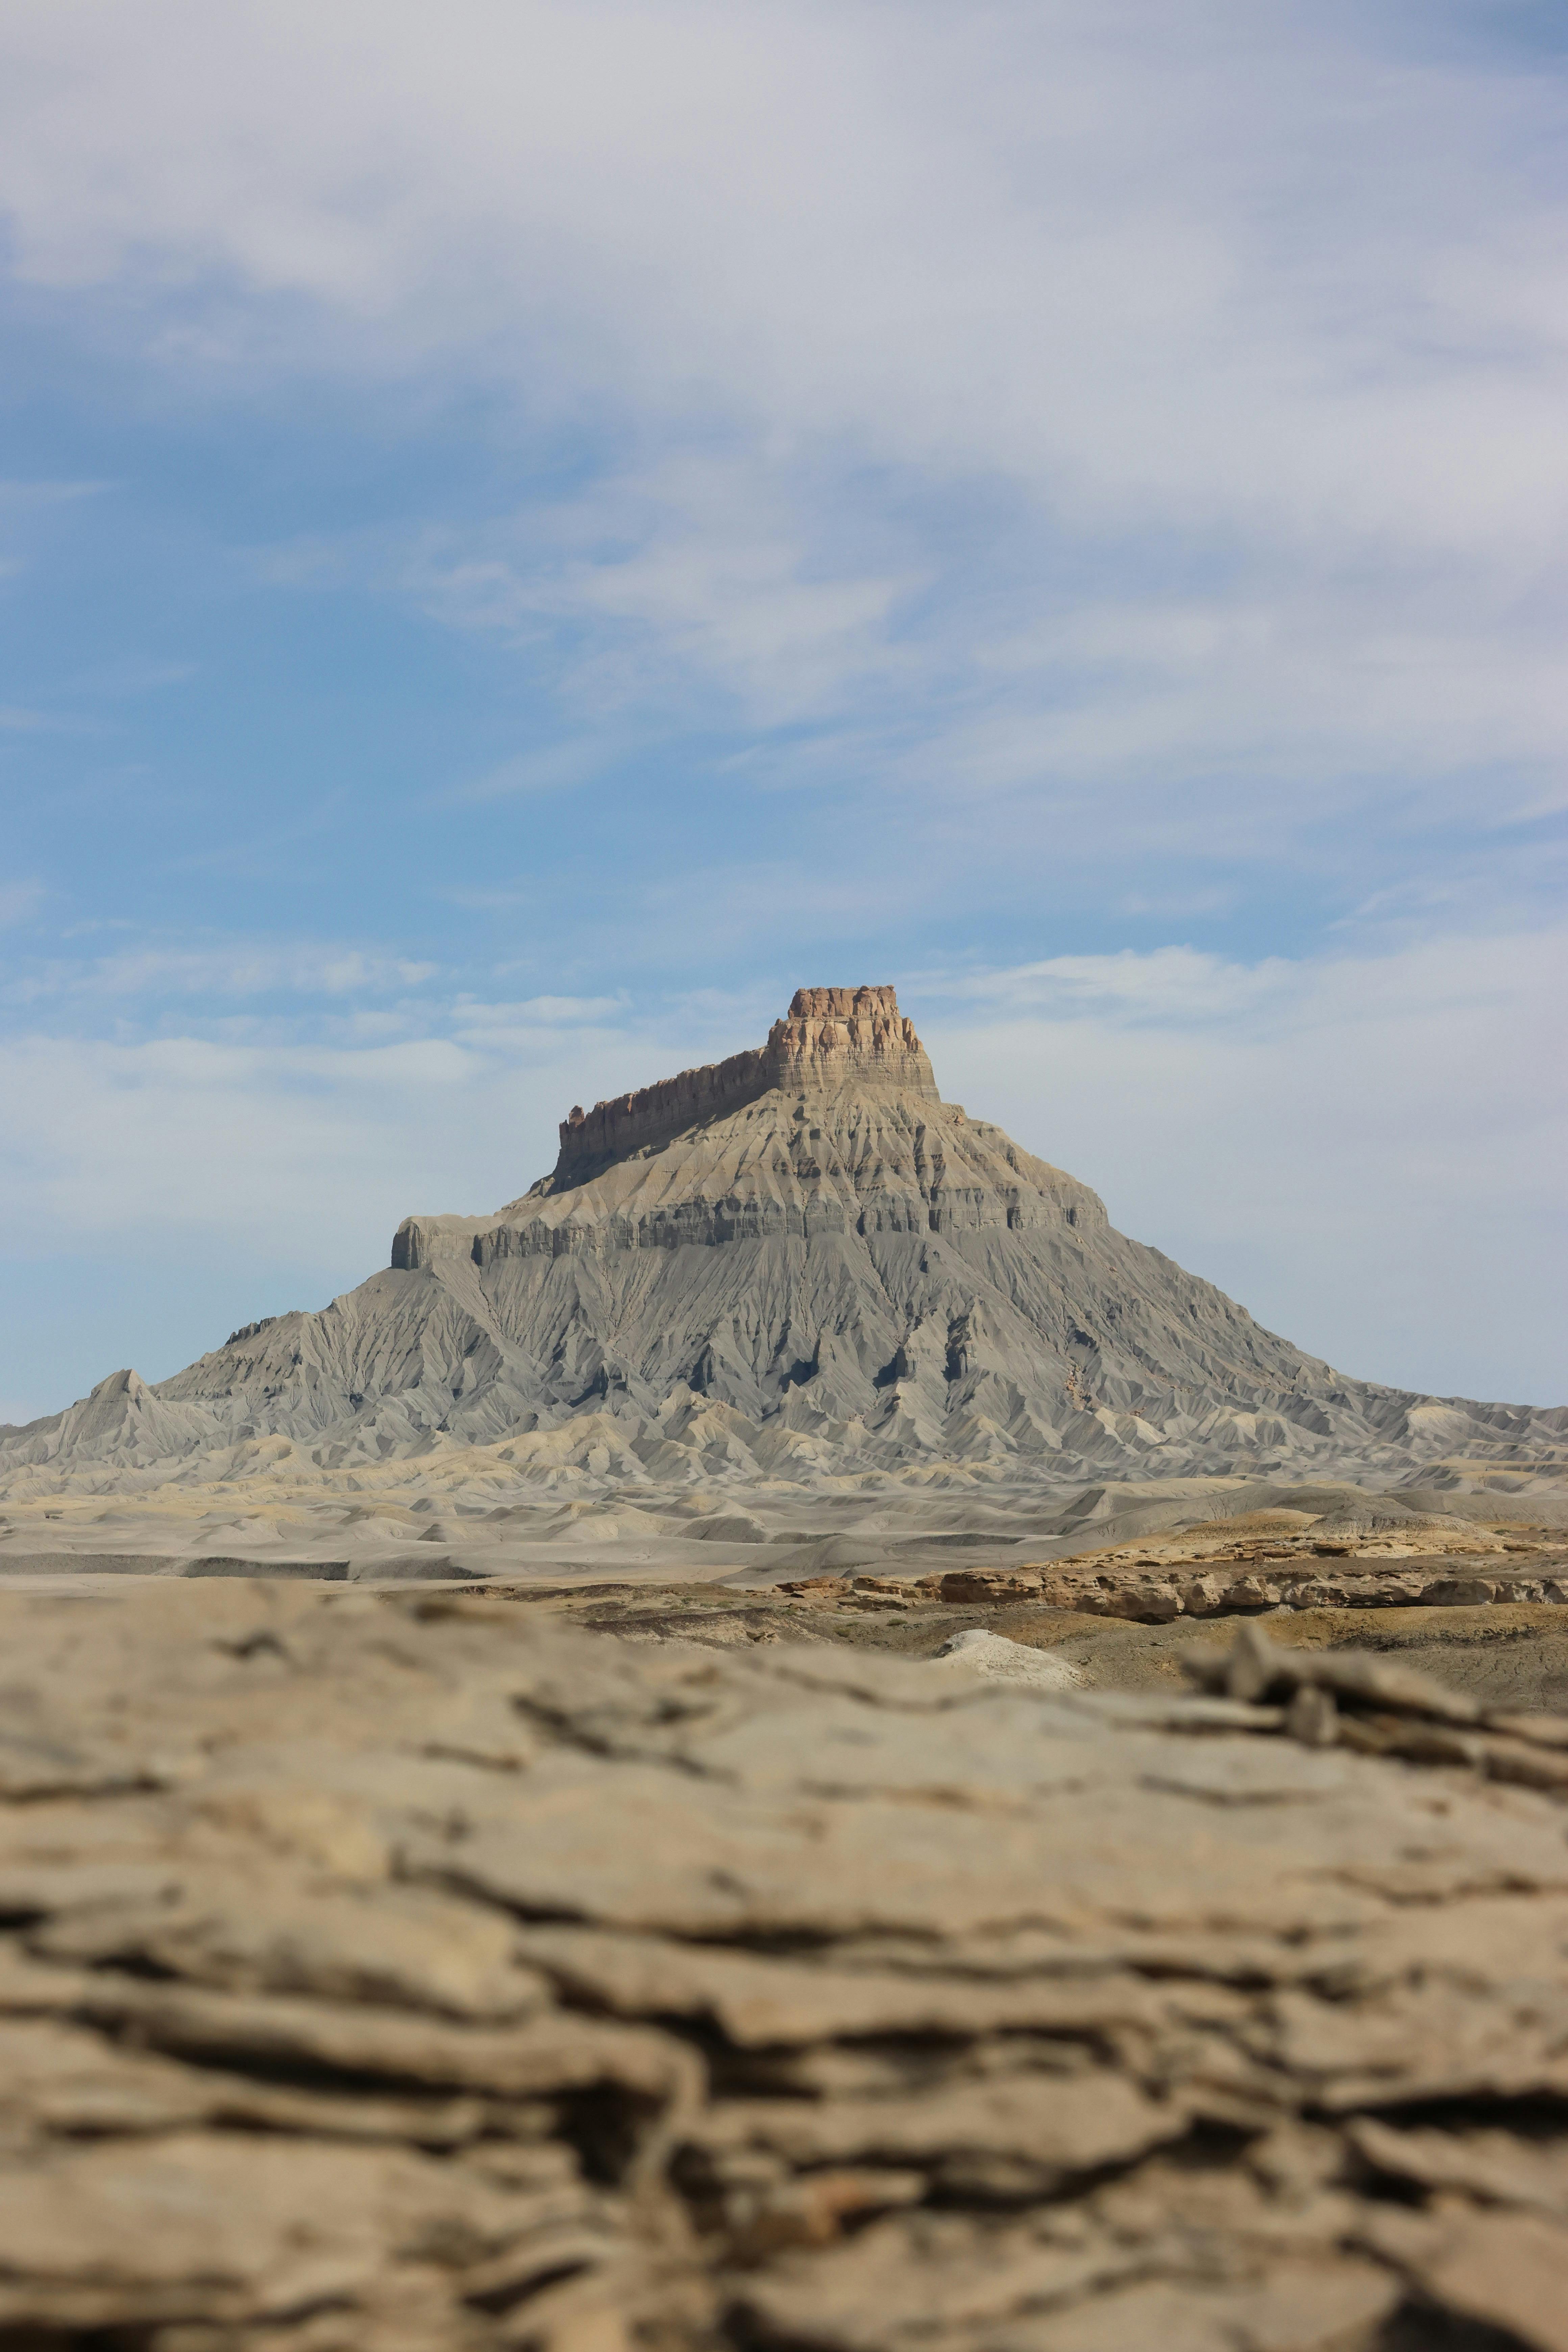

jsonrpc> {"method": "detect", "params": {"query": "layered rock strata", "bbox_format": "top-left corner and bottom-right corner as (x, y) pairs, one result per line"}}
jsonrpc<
(795, 1554), (1568, 1622)
(4, 985), (1564, 1496)
(549, 985), (934, 1189)
(3, 1584), (1568, 2349)
(780, 1513), (1568, 1622)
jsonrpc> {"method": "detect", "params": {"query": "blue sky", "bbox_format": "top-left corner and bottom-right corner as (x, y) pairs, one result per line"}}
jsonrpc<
(1, 0), (1565, 1421)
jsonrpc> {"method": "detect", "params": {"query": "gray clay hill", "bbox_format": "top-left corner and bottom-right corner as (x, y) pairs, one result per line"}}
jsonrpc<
(3, 986), (1563, 1514)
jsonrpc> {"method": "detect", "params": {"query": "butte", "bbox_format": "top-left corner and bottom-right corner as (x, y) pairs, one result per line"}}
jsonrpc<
(2, 987), (1562, 1574)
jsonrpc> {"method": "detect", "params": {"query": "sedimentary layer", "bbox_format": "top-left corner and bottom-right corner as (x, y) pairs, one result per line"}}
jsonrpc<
(3, 986), (1563, 1501)
(548, 985), (935, 1187)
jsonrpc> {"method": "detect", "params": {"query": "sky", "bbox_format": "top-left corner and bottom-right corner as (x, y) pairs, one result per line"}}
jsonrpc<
(1, 0), (1565, 1423)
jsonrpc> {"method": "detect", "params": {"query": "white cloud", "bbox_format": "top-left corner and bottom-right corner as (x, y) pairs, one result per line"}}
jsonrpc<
(0, 4), (1556, 541)
(2, 940), (443, 1006)
(396, 447), (930, 731)
(0, 1030), (508, 1264)
(0, 992), (749, 1268)
(916, 947), (1295, 1023)
(452, 992), (627, 1027)
(0, 3), (1564, 807)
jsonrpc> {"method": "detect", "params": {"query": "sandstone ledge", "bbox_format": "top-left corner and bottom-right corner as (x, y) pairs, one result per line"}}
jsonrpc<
(3, 1585), (1568, 2350)
(549, 986), (937, 1187)
(773, 1530), (1568, 1625)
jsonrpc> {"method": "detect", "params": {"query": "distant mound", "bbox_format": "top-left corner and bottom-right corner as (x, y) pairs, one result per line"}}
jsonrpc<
(3, 985), (1563, 1498)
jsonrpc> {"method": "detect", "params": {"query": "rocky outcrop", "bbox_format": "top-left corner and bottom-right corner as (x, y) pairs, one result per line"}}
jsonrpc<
(7, 986), (1567, 1496)
(3, 1582), (1568, 2350)
(812, 1514), (1568, 1622)
(551, 1042), (774, 1189)
(548, 985), (936, 1188)
(766, 983), (936, 1099)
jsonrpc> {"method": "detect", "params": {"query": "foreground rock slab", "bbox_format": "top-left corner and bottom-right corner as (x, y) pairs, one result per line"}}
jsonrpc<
(3, 1584), (1568, 2350)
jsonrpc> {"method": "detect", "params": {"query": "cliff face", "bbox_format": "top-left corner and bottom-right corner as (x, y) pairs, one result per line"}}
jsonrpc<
(550, 985), (935, 1187)
(552, 1045), (771, 1189)
(7, 984), (1565, 1494)
(767, 984), (936, 1098)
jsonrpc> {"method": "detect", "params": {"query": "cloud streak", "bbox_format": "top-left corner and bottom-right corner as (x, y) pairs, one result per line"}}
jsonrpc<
(0, 4), (1563, 796)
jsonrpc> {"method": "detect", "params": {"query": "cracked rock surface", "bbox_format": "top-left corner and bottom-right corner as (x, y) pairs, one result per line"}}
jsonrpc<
(3, 1582), (1568, 2350)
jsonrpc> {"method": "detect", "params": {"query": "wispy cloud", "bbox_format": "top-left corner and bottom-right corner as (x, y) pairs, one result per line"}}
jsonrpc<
(914, 948), (1296, 1024)
(1, 4), (1560, 819)
(451, 993), (626, 1028)
(2, 941), (441, 1008)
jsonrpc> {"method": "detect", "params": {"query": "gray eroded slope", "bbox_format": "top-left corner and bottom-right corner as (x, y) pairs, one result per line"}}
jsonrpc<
(3, 985), (1562, 1496)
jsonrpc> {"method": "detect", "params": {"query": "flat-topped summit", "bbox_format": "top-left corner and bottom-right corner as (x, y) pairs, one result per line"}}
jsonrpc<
(4, 982), (1562, 1496)
(552, 985), (935, 1188)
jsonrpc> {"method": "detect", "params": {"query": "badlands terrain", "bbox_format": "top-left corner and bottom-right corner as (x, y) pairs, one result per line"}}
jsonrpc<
(1, 988), (1562, 1639)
